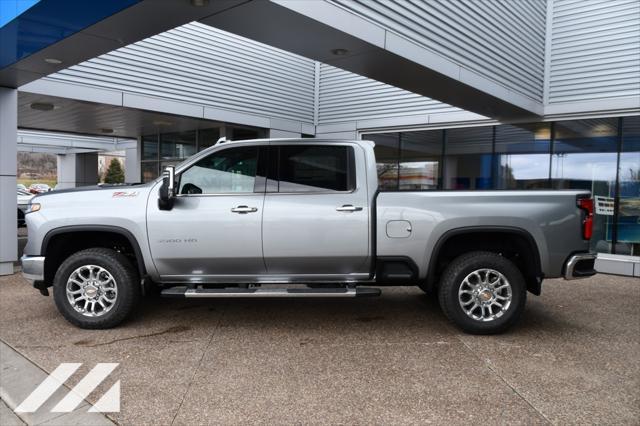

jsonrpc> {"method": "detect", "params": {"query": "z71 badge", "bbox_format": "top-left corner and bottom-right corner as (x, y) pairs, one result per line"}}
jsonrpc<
(112, 191), (139, 198)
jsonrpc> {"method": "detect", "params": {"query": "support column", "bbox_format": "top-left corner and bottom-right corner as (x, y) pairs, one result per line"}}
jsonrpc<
(125, 139), (141, 183)
(56, 153), (99, 189)
(0, 88), (18, 275)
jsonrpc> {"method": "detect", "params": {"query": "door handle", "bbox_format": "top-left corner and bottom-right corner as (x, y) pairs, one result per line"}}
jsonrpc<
(336, 204), (363, 212)
(231, 205), (258, 214)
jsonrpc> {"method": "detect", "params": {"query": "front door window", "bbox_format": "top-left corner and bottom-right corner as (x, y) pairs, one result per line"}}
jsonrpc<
(179, 146), (259, 194)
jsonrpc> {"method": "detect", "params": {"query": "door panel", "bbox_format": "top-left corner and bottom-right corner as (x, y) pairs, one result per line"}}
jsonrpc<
(146, 144), (266, 281)
(147, 194), (265, 279)
(262, 144), (370, 278)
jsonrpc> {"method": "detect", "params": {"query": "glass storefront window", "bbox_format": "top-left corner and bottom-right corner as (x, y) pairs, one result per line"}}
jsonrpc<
(618, 116), (640, 256)
(141, 162), (159, 183)
(553, 119), (619, 253)
(400, 131), (442, 190)
(360, 116), (639, 256)
(444, 126), (493, 190)
(142, 134), (158, 160)
(231, 127), (263, 140)
(140, 125), (265, 183)
(198, 128), (220, 151)
(365, 133), (400, 190)
(160, 131), (196, 160)
(494, 123), (551, 189)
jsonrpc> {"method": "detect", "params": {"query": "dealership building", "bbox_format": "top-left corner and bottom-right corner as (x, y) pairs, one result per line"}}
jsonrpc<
(1, 0), (638, 276)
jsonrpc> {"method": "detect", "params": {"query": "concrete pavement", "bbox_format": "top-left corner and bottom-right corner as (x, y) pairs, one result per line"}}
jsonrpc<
(0, 273), (638, 425)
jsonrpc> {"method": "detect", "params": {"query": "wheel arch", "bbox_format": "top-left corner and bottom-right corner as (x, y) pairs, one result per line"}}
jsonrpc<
(41, 225), (146, 284)
(425, 226), (544, 295)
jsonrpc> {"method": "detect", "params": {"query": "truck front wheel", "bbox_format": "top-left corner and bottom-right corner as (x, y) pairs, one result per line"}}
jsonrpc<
(53, 248), (140, 329)
(438, 251), (526, 334)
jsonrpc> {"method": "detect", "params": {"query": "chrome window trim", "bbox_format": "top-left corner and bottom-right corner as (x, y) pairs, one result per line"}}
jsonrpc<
(175, 192), (264, 198)
(265, 189), (358, 196)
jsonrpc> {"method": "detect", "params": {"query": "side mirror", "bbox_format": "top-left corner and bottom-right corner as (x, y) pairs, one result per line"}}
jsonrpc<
(158, 166), (176, 210)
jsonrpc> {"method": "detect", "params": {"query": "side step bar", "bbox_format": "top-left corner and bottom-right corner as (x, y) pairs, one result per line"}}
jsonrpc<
(161, 287), (381, 298)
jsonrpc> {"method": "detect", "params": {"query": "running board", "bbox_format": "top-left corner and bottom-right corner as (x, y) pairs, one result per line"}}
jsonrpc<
(161, 287), (381, 298)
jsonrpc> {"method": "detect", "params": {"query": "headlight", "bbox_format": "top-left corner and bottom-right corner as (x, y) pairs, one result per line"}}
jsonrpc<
(26, 203), (41, 214)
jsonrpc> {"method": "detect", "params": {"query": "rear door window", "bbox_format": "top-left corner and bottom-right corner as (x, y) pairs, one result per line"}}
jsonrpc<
(276, 145), (355, 192)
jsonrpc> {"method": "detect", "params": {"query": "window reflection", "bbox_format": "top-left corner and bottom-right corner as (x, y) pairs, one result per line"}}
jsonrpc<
(161, 131), (196, 160)
(140, 125), (263, 183)
(553, 119), (619, 253)
(618, 116), (640, 256)
(278, 146), (353, 192)
(444, 126), (493, 189)
(400, 131), (441, 190)
(179, 146), (258, 194)
(366, 133), (400, 190)
(495, 123), (550, 189)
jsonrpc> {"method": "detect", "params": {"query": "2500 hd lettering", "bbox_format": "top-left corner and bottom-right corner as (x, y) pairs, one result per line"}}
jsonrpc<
(21, 139), (597, 334)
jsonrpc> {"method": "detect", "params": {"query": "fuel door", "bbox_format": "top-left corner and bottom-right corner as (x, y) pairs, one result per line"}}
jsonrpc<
(386, 220), (412, 238)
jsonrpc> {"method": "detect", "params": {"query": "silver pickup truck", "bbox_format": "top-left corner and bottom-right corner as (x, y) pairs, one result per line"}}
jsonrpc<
(21, 139), (596, 334)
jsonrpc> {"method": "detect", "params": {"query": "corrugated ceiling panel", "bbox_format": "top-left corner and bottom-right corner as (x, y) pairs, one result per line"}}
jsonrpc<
(318, 64), (461, 124)
(329, 0), (547, 103)
(549, 0), (640, 104)
(44, 22), (316, 124)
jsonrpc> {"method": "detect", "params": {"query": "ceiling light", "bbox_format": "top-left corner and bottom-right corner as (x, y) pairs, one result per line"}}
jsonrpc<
(44, 58), (62, 64)
(331, 48), (349, 56)
(30, 102), (55, 111)
(100, 128), (114, 134)
(190, 0), (209, 6)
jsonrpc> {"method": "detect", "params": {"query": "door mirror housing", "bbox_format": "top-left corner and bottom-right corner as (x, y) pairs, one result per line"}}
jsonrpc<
(158, 166), (176, 210)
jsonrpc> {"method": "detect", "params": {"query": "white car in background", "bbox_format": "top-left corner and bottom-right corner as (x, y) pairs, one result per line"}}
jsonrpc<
(28, 183), (51, 194)
(17, 189), (34, 227)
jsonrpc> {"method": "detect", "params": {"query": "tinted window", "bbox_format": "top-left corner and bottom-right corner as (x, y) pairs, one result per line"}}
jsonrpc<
(277, 145), (354, 192)
(179, 146), (258, 194)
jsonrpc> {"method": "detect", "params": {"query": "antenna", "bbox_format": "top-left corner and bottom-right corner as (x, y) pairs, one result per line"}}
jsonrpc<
(215, 137), (230, 146)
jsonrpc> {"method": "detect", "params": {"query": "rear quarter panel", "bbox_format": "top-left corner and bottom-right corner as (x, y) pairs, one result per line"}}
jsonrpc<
(376, 190), (591, 278)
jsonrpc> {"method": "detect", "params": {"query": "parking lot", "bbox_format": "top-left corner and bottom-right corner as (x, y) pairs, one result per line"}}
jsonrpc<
(0, 273), (638, 425)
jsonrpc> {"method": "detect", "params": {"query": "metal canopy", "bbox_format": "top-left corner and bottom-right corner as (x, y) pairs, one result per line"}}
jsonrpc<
(2, 0), (541, 122)
(0, 0), (245, 87)
(19, 92), (223, 138)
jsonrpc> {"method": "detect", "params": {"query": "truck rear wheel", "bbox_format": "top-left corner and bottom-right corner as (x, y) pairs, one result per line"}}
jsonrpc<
(438, 251), (526, 334)
(53, 248), (140, 329)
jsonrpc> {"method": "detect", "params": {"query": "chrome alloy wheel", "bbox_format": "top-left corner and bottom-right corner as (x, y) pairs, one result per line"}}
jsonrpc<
(458, 268), (512, 322)
(66, 265), (118, 317)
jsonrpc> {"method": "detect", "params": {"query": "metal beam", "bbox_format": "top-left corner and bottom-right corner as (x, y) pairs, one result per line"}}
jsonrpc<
(17, 130), (136, 153)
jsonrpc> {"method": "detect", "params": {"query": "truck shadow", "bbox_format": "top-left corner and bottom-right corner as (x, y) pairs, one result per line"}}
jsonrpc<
(128, 289), (573, 338)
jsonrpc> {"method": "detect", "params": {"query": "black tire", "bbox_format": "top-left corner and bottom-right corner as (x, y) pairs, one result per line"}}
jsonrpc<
(53, 248), (140, 329)
(438, 251), (526, 335)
